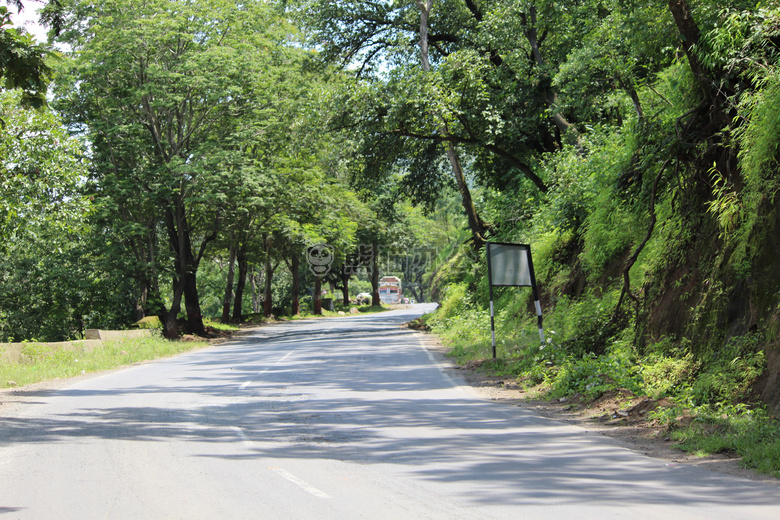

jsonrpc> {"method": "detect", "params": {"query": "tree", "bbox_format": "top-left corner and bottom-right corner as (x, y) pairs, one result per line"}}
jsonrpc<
(416, 0), (487, 247)
(553, 3), (675, 124)
(0, 90), (133, 341)
(55, 0), (288, 337)
(281, 237), (305, 316)
(300, 0), (580, 249)
(0, 5), (52, 110)
(299, 0), (554, 187)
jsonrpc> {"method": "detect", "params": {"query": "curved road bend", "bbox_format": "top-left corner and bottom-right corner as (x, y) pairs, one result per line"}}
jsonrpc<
(1, 303), (779, 519)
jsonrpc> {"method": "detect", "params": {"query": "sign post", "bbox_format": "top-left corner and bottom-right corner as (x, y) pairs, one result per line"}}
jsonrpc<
(486, 242), (544, 359)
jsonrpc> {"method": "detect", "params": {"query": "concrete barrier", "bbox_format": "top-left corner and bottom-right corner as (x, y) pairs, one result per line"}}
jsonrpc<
(84, 329), (153, 341)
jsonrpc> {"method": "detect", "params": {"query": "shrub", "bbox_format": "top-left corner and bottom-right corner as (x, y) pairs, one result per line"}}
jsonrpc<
(548, 344), (642, 400)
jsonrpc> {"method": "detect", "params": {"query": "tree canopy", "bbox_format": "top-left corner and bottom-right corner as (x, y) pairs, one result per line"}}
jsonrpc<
(0, 4), (52, 109)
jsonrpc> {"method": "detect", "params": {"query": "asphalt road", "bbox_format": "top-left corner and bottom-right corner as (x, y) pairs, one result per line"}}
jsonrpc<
(1, 303), (779, 519)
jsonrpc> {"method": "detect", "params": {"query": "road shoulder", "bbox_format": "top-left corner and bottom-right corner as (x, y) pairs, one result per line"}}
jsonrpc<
(415, 331), (780, 486)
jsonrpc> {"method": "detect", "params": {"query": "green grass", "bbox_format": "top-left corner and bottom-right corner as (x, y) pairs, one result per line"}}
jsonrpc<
(203, 318), (241, 331)
(0, 335), (210, 389)
(668, 409), (780, 478)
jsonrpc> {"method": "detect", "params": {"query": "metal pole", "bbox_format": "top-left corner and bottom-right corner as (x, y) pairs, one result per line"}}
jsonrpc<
(490, 296), (497, 359)
(526, 246), (544, 344)
(486, 243), (497, 359)
(535, 299), (544, 343)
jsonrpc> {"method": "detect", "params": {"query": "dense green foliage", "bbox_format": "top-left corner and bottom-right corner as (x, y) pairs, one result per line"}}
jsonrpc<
(0, 5), (51, 109)
(0, 90), (136, 341)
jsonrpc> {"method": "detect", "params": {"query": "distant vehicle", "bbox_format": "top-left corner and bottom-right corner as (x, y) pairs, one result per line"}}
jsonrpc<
(356, 292), (372, 305)
(379, 276), (402, 304)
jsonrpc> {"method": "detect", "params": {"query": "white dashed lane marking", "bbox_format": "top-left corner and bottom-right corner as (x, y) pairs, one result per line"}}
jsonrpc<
(271, 467), (331, 499)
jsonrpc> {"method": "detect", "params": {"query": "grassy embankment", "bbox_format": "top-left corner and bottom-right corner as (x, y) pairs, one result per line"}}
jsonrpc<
(0, 317), (242, 389)
(0, 334), (210, 389)
(411, 52), (780, 477)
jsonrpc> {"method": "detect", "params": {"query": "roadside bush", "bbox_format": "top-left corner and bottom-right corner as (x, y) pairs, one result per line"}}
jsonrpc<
(553, 291), (622, 357)
(547, 341), (642, 400)
(640, 352), (698, 399)
(433, 282), (470, 320)
(687, 333), (766, 406)
(664, 405), (780, 478)
(691, 350), (765, 406)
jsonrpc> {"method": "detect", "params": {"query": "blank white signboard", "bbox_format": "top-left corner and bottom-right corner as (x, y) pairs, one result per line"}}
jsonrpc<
(488, 243), (532, 287)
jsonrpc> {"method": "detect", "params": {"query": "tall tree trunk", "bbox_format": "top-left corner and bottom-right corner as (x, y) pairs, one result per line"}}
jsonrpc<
(182, 268), (204, 335)
(232, 244), (248, 323)
(289, 253), (301, 315)
(417, 0), (487, 247)
(445, 142), (487, 246)
(339, 269), (351, 306)
(371, 242), (381, 306)
(313, 276), (323, 315)
(221, 239), (237, 323)
(164, 201), (206, 336)
(263, 261), (274, 317)
(263, 236), (275, 318)
(417, 0), (433, 70)
(619, 78), (644, 123)
(161, 278), (184, 339)
(250, 267), (261, 314)
(668, 0), (713, 103)
(162, 311), (178, 339)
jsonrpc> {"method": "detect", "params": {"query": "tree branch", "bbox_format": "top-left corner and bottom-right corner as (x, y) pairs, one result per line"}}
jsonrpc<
(391, 127), (548, 192)
(615, 160), (670, 314)
(463, 0), (483, 21)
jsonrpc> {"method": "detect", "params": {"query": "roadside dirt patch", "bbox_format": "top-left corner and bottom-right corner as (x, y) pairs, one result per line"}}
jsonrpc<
(418, 333), (780, 485)
(406, 317), (431, 331)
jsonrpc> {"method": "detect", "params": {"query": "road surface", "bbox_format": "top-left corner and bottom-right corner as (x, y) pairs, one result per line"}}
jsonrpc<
(1, 304), (779, 519)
